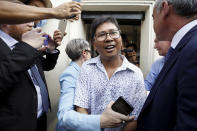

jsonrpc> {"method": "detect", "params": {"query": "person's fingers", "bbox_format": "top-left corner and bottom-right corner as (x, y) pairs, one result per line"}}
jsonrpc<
(54, 33), (63, 38)
(40, 32), (47, 37)
(70, 7), (81, 12)
(107, 101), (114, 108)
(70, 11), (81, 17)
(54, 29), (61, 34)
(73, 15), (80, 20)
(56, 41), (61, 46)
(64, 32), (67, 36)
(39, 46), (47, 52)
(33, 27), (42, 33)
(70, 2), (81, 9)
(55, 38), (62, 43)
(47, 35), (53, 40)
(122, 115), (135, 122)
(54, 31), (63, 39)
(68, 19), (74, 22)
(127, 116), (135, 122)
(109, 110), (133, 122)
(54, 33), (62, 38)
(42, 36), (46, 41)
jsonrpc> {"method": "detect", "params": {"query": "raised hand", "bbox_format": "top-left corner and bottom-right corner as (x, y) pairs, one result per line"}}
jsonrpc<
(53, 1), (81, 21)
(22, 27), (46, 49)
(45, 30), (66, 52)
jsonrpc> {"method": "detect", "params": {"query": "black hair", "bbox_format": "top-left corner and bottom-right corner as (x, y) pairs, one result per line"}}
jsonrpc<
(90, 16), (120, 43)
(126, 44), (137, 52)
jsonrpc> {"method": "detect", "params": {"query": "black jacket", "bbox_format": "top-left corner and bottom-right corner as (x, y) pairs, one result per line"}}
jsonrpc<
(0, 38), (59, 131)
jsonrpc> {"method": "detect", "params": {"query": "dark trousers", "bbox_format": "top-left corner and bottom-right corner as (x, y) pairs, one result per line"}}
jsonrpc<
(36, 113), (47, 131)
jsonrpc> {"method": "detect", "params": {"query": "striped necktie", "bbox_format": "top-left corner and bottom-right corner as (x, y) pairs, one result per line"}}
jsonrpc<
(30, 65), (49, 113)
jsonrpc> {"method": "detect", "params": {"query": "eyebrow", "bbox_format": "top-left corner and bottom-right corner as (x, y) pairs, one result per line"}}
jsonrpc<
(97, 29), (118, 34)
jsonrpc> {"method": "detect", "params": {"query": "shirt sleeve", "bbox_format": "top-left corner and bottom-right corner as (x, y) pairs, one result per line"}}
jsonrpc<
(144, 58), (164, 91)
(74, 65), (90, 109)
(144, 62), (158, 91)
(57, 70), (101, 131)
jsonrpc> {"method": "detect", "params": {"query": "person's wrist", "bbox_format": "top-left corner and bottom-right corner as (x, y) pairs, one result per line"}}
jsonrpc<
(48, 8), (57, 19)
(100, 114), (106, 128)
(100, 115), (104, 128)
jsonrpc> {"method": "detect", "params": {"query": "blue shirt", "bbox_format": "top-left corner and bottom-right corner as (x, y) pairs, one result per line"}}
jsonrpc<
(57, 62), (100, 131)
(144, 57), (165, 91)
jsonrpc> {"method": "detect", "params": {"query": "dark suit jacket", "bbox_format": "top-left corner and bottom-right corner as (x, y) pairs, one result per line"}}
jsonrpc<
(137, 25), (197, 131)
(0, 38), (59, 131)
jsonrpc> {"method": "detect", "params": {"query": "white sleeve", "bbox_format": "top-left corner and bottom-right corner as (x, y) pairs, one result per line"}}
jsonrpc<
(74, 65), (90, 109)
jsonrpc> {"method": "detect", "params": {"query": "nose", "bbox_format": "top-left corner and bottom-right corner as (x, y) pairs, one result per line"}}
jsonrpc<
(105, 33), (113, 41)
(154, 42), (158, 49)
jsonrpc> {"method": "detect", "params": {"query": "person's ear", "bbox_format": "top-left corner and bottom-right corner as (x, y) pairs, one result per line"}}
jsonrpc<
(80, 50), (86, 60)
(162, 1), (171, 18)
(93, 42), (97, 52)
(81, 50), (86, 56)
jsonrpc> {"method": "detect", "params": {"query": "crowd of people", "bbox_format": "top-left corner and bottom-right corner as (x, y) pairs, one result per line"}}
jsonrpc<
(0, 0), (197, 131)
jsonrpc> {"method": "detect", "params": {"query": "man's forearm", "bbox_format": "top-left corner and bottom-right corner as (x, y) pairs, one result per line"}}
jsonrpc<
(0, 1), (81, 24)
(0, 1), (55, 24)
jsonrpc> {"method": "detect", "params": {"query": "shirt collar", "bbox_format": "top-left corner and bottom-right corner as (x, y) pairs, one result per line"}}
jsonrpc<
(70, 61), (81, 72)
(87, 55), (137, 73)
(0, 29), (18, 49)
(171, 19), (197, 49)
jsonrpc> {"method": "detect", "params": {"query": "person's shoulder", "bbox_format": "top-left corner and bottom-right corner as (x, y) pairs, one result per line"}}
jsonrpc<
(152, 57), (165, 68)
(82, 56), (99, 67)
(124, 57), (141, 73)
(154, 57), (164, 63)
(123, 59), (144, 80)
(59, 62), (79, 79)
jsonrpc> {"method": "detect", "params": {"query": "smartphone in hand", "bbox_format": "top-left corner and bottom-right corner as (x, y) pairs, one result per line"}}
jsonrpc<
(112, 96), (134, 116)
(66, 0), (81, 19)
(58, 19), (67, 37)
(43, 35), (49, 46)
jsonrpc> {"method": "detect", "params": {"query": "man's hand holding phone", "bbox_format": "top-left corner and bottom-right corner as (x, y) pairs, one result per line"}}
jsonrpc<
(53, 1), (81, 20)
(65, 0), (81, 20)
(112, 96), (134, 116)
(39, 29), (65, 53)
(100, 101), (134, 128)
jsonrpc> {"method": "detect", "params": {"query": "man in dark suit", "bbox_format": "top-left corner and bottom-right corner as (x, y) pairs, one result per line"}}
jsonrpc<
(0, 20), (63, 130)
(137, 0), (197, 131)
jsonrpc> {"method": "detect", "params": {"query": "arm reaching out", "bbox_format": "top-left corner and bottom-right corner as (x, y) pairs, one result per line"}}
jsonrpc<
(76, 101), (134, 128)
(0, 1), (81, 24)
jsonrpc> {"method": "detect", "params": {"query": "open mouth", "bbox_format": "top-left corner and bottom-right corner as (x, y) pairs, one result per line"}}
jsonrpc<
(104, 45), (116, 52)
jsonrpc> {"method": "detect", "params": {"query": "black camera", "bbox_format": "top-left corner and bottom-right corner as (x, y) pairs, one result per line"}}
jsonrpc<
(121, 49), (134, 53)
